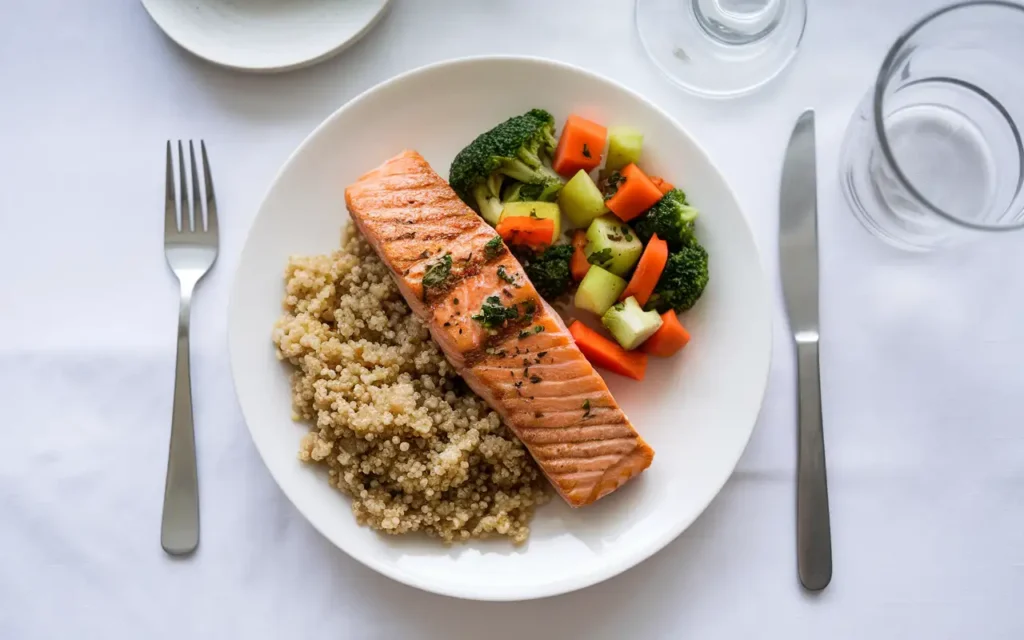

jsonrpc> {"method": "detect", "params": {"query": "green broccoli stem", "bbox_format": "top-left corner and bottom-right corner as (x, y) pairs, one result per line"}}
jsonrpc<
(541, 128), (558, 153)
(473, 183), (504, 225)
(517, 139), (544, 169)
(500, 157), (563, 187)
(487, 172), (504, 198)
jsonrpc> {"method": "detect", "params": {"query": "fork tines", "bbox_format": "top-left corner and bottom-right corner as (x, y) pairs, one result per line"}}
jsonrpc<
(165, 140), (218, 237)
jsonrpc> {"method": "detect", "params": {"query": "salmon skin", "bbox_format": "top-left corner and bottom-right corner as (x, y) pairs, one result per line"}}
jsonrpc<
(344, 150), (654, 507)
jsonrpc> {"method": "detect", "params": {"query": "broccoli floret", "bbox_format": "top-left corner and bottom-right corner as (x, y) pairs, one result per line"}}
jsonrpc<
(502, 181), (561, 204)
(645, 242), (709, 313)
(633, 188), (699, 251)
(450, 109), (563, 223)
(519, 244), (573, 300)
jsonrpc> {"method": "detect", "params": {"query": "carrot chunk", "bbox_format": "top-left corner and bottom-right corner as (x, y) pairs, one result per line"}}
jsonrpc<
(605, 163), (664, 222)
(641, 310), (691, 357)
(569, 320), (648, 381)
(552, 115), (607, 177)
(620, 233), (668, 307)
(649, 176), (675, 195)
(495, 216), (554, 249)
(570, 230), (590, 281)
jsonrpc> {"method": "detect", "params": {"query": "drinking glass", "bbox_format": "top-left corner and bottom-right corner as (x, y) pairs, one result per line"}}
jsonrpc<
(839, 1), (1024, 251)
(635, 0), (807, 98)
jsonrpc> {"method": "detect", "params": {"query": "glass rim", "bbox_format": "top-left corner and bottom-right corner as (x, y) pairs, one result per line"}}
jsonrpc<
(872, 0), (1024, 232)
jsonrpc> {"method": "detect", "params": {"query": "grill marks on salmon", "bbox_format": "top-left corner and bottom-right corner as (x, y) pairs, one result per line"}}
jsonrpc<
(345, 150), (654, 507)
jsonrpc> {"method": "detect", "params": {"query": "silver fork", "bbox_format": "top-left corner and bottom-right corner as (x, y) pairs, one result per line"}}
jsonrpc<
(162, 140), (218, 556)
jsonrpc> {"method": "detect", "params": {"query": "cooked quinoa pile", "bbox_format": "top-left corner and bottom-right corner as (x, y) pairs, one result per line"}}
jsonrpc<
(272, 224), (548, 543)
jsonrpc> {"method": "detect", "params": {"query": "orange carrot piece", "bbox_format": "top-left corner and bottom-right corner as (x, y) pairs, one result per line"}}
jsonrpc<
(620, 233), (668, 307)
(605, 163), (664, 222)
(570, 229), (590, 281)
(649, 176), (675, 195)
(569, 320), (648, 381)
(552, 115), (607, 177)
(495, 216), (554, 249)
(641, 310), (691, 357)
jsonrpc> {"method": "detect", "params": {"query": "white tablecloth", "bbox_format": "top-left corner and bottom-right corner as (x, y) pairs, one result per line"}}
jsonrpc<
(2, 0), (1022, 637)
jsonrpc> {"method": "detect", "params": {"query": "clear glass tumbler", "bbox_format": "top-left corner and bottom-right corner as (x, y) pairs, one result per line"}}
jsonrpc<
(839, 1), (1024, 251)
(635, 0), (807, 99)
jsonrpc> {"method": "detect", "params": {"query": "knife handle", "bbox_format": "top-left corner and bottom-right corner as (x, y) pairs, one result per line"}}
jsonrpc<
(795, 337), (832, 590)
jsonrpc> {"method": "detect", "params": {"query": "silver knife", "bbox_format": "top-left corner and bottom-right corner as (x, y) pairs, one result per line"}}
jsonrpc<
(779, 109), (832, 591)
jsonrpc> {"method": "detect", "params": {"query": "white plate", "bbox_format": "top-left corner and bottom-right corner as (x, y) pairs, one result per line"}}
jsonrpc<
(229, 56), (772, 600)
(141, 0), (390, 73)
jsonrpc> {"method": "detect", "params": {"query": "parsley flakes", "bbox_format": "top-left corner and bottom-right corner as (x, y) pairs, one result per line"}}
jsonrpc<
(421, 253), (452, 297)
(484, 236), (504, 260)
(587, 248), (613, 268)
(518, 325), (544, 339)
(471, 295), (518, 329)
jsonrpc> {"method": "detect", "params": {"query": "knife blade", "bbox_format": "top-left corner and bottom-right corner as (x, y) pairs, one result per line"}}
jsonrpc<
(779, 109), (832, 591)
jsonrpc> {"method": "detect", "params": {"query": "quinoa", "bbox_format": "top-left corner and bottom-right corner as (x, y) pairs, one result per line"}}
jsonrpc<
(271, 224), (548, 543)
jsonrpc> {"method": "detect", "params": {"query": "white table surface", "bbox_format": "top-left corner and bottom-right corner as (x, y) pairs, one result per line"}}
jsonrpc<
(2, 0), (1023, 638)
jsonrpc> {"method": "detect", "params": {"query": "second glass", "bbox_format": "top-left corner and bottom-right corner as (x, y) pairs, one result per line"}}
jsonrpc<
(839, 1), (1024, 251)
(636, 0), (807, 99)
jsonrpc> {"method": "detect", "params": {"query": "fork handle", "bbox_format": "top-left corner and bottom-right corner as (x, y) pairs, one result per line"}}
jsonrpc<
(161, 286), (199, 555)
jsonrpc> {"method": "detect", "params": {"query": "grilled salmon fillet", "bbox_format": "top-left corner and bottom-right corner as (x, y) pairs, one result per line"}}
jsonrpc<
(344, 150), (654, 507)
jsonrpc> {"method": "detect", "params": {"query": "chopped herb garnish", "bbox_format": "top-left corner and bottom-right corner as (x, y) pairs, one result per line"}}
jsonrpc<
(484, 236), (504, 260)
(582, 143), (591, 159)
(471, 295), (518, 329)
(621, 226), (633, 241)
(529, 208), (539, 218)
(502, 288), (514, 298)
(583, 399), (592, 417)
(518, 325), (544, 339)
(587, 248), (614, 268)
(537, 351), (548, 358)
(453, 298), (459, 305)
(421, 253), (452, 296)
(529, 375), (542, 384)
(602, 171), (626, 200)
(518, 299), (538, 325)
(497, 265), (516, 284)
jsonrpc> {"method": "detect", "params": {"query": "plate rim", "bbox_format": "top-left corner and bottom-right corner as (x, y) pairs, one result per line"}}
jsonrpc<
(140, 0), (392, 73)
(228, 54), (773, 600)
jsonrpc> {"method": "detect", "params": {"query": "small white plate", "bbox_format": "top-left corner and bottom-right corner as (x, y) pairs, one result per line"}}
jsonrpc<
(141, 0), (390, 73)
(229, 56), (772, 600)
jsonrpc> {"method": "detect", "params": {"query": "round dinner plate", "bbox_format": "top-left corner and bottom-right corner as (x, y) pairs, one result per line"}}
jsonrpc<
(141, 0), (391, 73)
(229, 56), (772, 600)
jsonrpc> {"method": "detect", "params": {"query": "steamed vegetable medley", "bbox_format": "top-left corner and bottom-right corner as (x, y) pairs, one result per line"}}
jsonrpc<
(448, 109), (709, 381)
